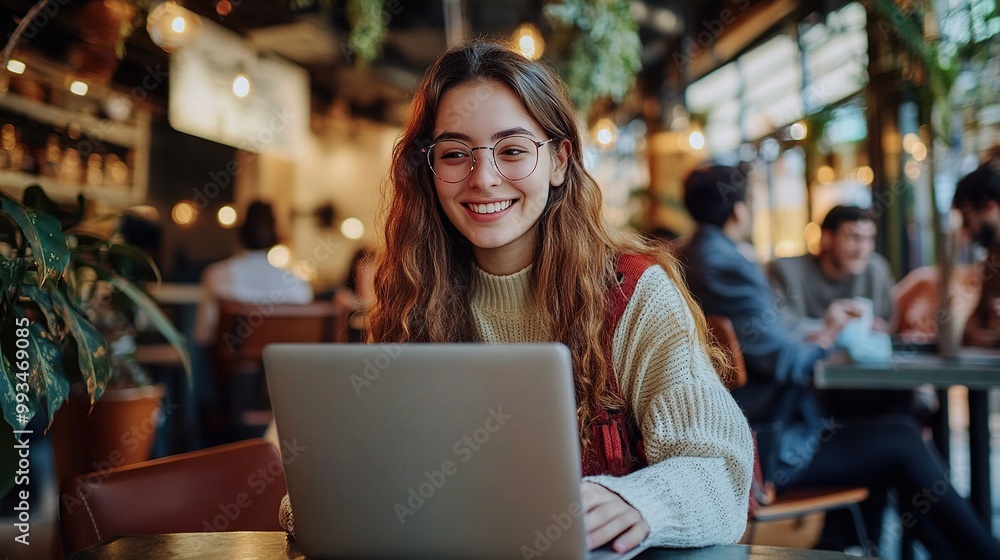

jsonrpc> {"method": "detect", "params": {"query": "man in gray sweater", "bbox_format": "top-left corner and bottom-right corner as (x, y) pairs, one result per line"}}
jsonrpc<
(768, 205), (895, 335)
(770, 205), (916, 422)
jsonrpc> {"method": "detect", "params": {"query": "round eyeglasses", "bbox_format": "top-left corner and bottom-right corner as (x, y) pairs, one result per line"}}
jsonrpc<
(422, 135), (557, 183)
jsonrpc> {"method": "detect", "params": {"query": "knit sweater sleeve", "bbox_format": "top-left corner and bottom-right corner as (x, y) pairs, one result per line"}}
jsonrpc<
(583, 265), (754, 548)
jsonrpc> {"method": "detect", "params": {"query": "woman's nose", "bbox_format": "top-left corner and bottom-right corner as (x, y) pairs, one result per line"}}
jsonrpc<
(467, 152), (502, 189)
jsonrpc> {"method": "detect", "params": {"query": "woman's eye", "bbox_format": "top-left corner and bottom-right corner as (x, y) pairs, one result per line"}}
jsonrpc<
(499, 147), (527, 157)
(440, 150), (469, 160)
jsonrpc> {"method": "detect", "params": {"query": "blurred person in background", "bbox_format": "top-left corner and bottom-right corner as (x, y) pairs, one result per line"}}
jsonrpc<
(768, 205), (894, 333)
(952, 152), (1000, 348)
(679, 164), (1000, 559)
(194, 200), (313, 346)
(769, 206), (919, 421)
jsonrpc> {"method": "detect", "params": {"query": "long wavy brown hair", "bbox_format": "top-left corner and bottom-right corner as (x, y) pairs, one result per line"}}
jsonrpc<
(369, 40), (728, 449)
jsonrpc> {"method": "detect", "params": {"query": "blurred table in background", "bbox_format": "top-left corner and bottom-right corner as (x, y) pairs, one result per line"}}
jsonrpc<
(147, 283), (203, 305)
(140, 282), (203, 453)
(815, 348), (1000, 529)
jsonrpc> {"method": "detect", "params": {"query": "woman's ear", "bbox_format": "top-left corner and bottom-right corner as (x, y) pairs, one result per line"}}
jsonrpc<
(549, 139), (572, 187)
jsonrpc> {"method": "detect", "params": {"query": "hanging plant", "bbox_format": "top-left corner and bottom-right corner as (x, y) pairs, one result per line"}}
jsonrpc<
(544, 0), (642, 116)
(345, 0), (387, 66)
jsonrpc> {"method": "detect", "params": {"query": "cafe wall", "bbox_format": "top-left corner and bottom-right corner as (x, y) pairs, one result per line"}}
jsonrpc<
(234, 115), (398, 289)
(291, 116), (397, 287)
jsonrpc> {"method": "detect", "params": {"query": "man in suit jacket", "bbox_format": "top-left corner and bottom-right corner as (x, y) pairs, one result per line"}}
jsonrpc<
(676, 165), (855, 431)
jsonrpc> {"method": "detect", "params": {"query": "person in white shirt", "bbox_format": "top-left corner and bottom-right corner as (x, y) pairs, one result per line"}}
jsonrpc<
(193, 200), (313, 346)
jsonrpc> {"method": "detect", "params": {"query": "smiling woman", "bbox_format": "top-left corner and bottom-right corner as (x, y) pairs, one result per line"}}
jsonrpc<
(338, 39), (755, 553)
(428, 81), (569, 275)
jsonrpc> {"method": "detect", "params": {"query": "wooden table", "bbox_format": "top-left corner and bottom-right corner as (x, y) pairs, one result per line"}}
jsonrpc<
(815, 348), (1000, 529)
(147, 282), (204, 305)
(66, 532), (870, 559)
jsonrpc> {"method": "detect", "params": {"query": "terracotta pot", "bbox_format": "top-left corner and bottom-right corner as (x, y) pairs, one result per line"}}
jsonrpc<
(49, 384), (167, 486)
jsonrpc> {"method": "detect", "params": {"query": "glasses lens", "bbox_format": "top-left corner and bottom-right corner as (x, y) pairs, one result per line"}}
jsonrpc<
(429, 141), (473, 183)
(494, 136), (539, 181)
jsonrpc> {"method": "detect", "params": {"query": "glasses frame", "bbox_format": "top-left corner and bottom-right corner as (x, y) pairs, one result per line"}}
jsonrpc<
(421, 135), (557, 183)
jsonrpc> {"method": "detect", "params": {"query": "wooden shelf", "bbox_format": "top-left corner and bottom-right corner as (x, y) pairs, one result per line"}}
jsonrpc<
(0, 91), (140, 148)
(0, 169), (135, 206)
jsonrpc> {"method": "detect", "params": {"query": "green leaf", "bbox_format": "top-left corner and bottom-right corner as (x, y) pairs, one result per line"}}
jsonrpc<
(70, 234), (162, 284)
(0, 340), (35, 431)
(20, 283), (65, 340)
(1, 197), (69, 288)
(0, 255), (27, 305)
(110, 273), (191, 386)
(24, 321), (68, 430)
(0, 212), (15, 248)
(107, 243), (161, 284)
(49, 290), (110, 404)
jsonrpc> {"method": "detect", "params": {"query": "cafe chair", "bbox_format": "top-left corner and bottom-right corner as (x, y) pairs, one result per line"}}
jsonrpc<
(704, 314), (871, 556)
(213, 299), (346, 437)
(60, 438), (286, 556)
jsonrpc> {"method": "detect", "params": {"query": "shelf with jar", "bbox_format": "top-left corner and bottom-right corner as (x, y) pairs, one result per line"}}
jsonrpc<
(0, 56), (151, 208)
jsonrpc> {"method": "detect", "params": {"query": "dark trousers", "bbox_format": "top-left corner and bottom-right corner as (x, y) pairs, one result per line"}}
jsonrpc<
(776, 416), (1000, 559)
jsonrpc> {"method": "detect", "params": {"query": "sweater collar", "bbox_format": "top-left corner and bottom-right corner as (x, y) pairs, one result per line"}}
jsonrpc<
(471, 263), (533, 313)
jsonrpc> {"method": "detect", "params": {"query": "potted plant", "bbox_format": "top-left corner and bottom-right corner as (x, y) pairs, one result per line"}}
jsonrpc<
(0, 186), (190, 489)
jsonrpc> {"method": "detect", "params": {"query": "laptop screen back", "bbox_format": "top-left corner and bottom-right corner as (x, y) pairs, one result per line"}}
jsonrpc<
(264, 343), (587, 560)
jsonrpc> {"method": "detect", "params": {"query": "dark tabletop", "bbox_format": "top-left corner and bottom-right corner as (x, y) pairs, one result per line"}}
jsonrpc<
(66, 532), (869, 559)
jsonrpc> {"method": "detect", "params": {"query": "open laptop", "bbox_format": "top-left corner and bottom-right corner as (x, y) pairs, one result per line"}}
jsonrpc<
(264, 343), (649, 560)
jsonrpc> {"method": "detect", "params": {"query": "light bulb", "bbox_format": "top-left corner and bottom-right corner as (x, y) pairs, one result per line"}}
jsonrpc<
(147, 1), (203, 52)
(512, 22), (545, 60)
(340, 218), (365, 240)
(232, 73), (251, 98)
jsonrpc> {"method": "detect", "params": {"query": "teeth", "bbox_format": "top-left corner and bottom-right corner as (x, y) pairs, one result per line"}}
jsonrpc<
(469, 200), (512, 214)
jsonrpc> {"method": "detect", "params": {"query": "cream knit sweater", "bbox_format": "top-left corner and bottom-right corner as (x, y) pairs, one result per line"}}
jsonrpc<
(471, 263), (754, 548)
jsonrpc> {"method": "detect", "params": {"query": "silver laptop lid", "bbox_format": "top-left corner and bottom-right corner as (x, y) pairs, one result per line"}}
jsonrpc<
(264, 343), (588, 560)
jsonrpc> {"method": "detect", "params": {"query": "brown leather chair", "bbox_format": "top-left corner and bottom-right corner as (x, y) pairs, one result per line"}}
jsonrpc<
(704, 314), (870, 554)
(704, 314), (747, 390)
(213, 300), (346, 434)
(214, 299), (348, 372)
(60, 439), (286, 556)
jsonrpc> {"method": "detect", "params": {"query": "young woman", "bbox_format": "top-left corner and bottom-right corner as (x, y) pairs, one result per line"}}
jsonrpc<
(362, 40), (753, 552)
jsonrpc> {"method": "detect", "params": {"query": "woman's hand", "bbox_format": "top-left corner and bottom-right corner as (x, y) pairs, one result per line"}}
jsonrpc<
(580, 481), (649, 552)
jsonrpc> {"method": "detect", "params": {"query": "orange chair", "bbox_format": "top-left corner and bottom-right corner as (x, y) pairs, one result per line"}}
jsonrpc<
(60, 439), (286, 556)
(704, 314), (870, 555)
(213, 300), (346, 434)
(704, 314), (747, 391)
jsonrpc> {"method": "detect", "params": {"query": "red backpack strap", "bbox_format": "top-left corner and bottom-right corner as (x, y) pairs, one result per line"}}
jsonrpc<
(582, 254), (655, 477)
(603, 254), (656, 341)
